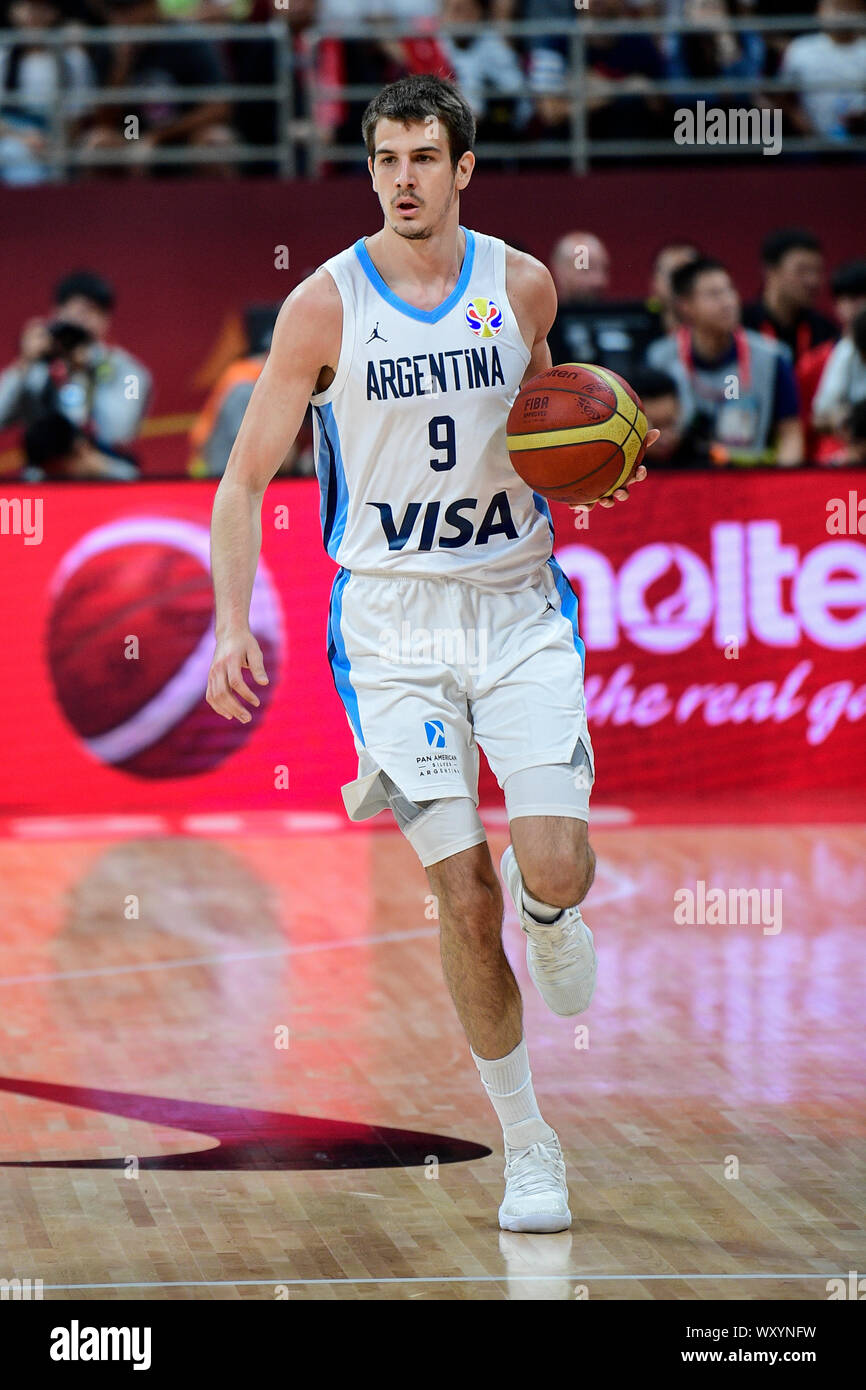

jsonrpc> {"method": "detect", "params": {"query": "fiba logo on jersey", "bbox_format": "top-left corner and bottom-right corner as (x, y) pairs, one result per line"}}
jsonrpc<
(465, 297), (503, 338)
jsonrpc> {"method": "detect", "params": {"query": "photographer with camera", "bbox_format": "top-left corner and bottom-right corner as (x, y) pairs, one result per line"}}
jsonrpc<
(0, 269), (152, 479)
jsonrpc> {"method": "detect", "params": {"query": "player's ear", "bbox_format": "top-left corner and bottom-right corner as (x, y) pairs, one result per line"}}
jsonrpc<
(455, 150), (475, 191)
(367, 154), (376, 187)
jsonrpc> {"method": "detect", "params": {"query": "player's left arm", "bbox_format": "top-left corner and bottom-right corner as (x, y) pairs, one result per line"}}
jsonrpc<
(505, 245), (556, 386)
(505, 245), (657, 511)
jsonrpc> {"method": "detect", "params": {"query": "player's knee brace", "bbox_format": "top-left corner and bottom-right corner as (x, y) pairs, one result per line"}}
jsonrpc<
(503, 737), (595, 823)
(380, 773), (486, 868)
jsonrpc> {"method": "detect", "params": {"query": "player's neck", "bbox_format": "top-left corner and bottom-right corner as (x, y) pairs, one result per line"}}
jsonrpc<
(690, 325), (734, 361)
(367, 213), (466, 305)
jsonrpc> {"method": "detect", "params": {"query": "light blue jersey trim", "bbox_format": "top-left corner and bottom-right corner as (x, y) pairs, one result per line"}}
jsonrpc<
(353, 227), (477, 324)
(313, 403), (349, 559)
(532, 491), (555, 548)
(326, 567), (364, 742)
(547, 552), (586, 672)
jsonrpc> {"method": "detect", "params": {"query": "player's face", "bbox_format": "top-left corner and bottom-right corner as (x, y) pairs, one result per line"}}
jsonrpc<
(368, 119), (473, 240)
(689, 271), (740, 334)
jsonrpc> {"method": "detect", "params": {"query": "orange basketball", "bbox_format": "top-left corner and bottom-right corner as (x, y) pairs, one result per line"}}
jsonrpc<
(506, 362), (648, 506)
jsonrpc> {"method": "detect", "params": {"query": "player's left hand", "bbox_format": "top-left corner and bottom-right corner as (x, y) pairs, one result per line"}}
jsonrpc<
(569, 428), (659, 513)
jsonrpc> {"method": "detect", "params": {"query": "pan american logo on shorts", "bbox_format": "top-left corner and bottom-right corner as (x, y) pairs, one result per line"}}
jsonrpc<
(424, 719), (446, 748)
(418, 719), (458, 776)
(465, 297), (503, 338)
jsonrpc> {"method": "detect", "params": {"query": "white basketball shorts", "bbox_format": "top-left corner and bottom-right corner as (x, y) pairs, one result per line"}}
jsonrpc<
(326, 556), (595, 826)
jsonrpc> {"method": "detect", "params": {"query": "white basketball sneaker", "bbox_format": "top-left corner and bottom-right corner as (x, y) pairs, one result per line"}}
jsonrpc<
(501, 845), (597, 1017)
(499, 1118), (572, 1233)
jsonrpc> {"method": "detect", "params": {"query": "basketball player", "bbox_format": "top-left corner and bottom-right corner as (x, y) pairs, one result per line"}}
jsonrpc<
(207, 75), (656, 1233)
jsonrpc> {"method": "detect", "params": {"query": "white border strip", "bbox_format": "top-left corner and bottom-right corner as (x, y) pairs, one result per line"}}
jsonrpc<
(32, 1272), (841, 1291)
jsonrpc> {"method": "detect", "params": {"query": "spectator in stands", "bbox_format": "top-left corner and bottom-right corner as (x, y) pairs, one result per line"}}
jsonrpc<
(0, 269), (151, 477)
(523, 29), (570, 164)
(548, 230), (663, 379)
(0, 1), (98, 185)
(523, 0), (670, 151)
(779, 0), (866, 140)
(521, 0), (587, 161)
(522, 0), (574, 69)
(230, 0), (339, 176)
(525, 0), (668, 148)
(18, 412), (142, 479)
(82, 0), (237, 176)
(367, 14), (453, 92)
(628, 365), (714, 467)
(743, 227), (838, 364)
(648, 256), (804, 464)
(665, 0), (766, 107)
(550, 231), (611, 303)
(646, 241), (702, 336)
(837, 398), (866, 464)
(812, 304), (866, 431)
(437, 0), (527, 139)
(314, 0), (454, 159)
(751, 0), (819, 60)
(807, 397), (866, 464)
(156, 0), (252, 16)
(584, 0), (669, 142)
(797, 259), (866, 457)
(316, 0), (437, 18)
(188, 304), (312, 477)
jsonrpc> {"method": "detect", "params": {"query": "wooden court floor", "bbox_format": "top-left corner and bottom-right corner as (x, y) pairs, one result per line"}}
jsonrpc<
(0, 821), (863, 1301)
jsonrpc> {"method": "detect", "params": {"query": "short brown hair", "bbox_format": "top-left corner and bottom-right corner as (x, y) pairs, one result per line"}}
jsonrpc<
(362, 75), (476, 170)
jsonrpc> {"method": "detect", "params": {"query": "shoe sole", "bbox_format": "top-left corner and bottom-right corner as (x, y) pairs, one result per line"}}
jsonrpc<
(498, 1210), (573, 1233)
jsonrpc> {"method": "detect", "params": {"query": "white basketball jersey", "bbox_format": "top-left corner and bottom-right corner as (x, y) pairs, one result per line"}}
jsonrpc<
(309, 227), (554, 591)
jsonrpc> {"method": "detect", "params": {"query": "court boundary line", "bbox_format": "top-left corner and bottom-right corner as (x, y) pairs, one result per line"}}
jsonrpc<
(0, 928), (440, 987)
(0, 871), (639, 987)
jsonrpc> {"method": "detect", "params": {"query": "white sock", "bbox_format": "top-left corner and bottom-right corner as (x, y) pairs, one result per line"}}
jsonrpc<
(523, 884), (563, 923)
(470, 1037), (549, 1144)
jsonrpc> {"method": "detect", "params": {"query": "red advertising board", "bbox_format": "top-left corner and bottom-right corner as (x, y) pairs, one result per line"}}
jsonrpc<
(0, 471), (864, 829)
(562, 472), (866, 814)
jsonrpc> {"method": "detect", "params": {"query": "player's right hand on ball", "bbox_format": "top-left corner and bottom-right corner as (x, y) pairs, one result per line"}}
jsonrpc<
(206, 629), (269, 723)
(570, 433), (657, 513)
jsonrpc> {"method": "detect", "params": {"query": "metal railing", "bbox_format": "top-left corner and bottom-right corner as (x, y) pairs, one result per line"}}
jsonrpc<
(306, 13), (866, 175)
(0, 20), (296, 175)
(0, 15), (863, 180)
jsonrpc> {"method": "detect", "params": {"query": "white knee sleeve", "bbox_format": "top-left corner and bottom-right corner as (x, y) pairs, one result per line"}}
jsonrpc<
(503, 737), (594, 823)
(380, 772), (486, 867)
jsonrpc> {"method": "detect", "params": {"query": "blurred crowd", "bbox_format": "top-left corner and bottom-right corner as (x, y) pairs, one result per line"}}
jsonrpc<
(549, 226), (866, 467)
(0, 0), (864, 182)
(3, 225), (865, 479)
